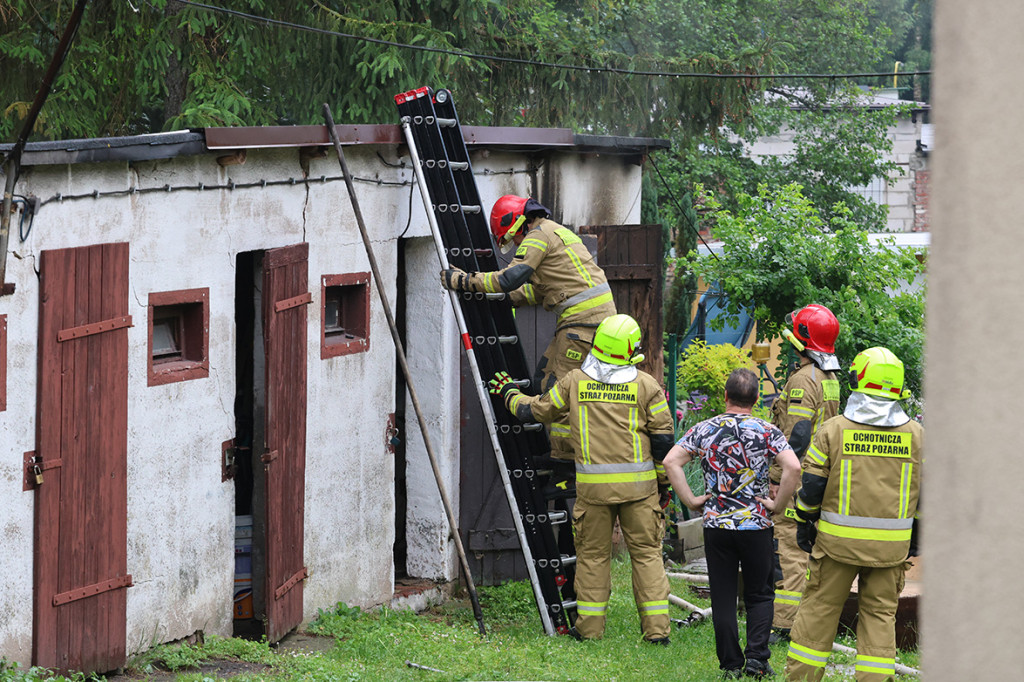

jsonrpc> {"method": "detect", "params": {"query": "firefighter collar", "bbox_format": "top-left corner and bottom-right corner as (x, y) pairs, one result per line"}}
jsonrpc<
(581, 353), (637, 384)
(806, 349), (841, 371)
(843, 391), (911, 427)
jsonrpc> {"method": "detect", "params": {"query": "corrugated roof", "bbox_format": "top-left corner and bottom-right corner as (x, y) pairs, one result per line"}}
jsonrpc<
(2, 124), (668, 167)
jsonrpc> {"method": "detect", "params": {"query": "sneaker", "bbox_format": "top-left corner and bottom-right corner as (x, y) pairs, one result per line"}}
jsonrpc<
(721, 669), (744, 680)
(744, 658), (775, 678)
(646, 637), (670, 646)
(768, 628), (791, 645)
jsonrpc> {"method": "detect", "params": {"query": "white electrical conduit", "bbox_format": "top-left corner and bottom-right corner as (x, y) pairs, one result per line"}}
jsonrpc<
(666, 571), (710, 584)
(668, 593), (713, 621)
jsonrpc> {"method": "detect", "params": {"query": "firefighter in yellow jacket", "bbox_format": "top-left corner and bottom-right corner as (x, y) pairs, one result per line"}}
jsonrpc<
(442, 195), (616, 460)
(770, 304), (841, 641)
(785, 347), (922, 682)
(488, 314), (675, 643)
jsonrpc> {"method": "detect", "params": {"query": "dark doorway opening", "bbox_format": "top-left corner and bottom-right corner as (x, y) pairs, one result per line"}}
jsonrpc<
(393, 238), (409, 579)
(233, 250), (267, 638)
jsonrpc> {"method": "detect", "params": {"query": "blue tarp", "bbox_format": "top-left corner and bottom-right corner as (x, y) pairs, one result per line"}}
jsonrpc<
(679, 289), (755, 350)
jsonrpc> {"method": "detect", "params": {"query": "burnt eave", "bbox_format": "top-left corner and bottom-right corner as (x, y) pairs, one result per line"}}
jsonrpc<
(4, 124), (669, 167)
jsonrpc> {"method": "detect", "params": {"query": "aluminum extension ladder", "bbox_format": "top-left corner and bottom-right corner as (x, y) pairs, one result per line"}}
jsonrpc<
(395, 86), (577, 636)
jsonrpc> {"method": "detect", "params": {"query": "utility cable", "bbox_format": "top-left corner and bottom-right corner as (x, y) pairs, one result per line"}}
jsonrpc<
(166, 0), (932, 83)
(25, 164), (535, 211)
(648, 154), (721, 263)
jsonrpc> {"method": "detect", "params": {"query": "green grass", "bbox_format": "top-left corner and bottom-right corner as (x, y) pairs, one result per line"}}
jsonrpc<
(3, 558), (920, 681)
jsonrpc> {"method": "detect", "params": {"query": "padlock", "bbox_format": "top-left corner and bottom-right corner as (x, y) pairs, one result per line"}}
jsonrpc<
(33, 465), (43, 486)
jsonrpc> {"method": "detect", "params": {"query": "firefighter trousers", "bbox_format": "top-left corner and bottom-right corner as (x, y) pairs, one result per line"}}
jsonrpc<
(572, 494), (669, 640)
(786, 553), (905, 682)
(773, 513), (808, 629)
(536, 327), (596, 461)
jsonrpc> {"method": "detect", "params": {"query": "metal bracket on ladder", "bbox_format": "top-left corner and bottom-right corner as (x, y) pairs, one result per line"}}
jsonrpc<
(395, 86), (577, 636)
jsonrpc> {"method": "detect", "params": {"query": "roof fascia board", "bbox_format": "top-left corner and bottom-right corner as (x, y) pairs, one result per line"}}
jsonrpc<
(5, 125), (669, 167)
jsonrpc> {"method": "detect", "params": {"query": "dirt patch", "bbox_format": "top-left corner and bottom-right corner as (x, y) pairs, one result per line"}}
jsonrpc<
(107, 659), (271, 681)
(106, 631), (337, 680)
(275, 631), (337, 655)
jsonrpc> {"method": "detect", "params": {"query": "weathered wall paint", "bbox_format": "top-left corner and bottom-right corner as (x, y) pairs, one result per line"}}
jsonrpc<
(402, 236), (461, 581)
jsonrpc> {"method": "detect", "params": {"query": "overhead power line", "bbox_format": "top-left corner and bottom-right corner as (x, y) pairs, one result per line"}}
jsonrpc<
(170, 0), (932, 82)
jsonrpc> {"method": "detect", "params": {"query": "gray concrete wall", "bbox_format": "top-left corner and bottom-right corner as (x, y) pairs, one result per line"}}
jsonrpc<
(923, 1), (1024, 678)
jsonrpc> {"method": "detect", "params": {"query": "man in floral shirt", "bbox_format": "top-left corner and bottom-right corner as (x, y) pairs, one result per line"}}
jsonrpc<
(664, 368), (801, 679)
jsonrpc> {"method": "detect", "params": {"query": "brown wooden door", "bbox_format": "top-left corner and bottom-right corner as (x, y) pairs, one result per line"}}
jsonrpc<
(262, 243), (309, 642)
(34, 243), (131, 674)
(579, 224), (665, 382)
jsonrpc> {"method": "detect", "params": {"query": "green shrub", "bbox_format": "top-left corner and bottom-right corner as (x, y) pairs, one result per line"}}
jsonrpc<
(676, 340), (755, 418)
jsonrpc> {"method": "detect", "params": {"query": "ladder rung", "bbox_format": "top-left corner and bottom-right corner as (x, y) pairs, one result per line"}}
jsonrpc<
(512, 378), (531, 389)
(484, 291), (504, 300)
(523, 423), (544, 432)
(436, 117), (457, 127)
(475, 248), (494, 258)
(511, 468), (536, 479)
(498, 423), (525, 435)
(498, 335), (518, 345)
(561, 600), (577, 610)
(450, 161), (469, 171)
(448, 246), (473, 257)
(548, 511), (568, 524)
(560, 554), (577, 566)
(462, 205), (482, 214)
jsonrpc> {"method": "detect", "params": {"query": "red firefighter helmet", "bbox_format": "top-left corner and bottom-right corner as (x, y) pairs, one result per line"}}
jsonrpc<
(786, 304), (839, 354)
(489, 195), (530, 252)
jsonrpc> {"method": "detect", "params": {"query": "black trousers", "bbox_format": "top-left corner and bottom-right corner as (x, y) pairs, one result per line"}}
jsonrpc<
(704, 526), (776, 671)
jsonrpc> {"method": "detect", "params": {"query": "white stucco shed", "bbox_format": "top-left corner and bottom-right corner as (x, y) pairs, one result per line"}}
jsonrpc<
(0, 122), (666, 670)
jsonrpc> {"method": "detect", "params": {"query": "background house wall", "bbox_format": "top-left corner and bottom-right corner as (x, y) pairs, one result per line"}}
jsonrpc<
(744, 90), (928, 233)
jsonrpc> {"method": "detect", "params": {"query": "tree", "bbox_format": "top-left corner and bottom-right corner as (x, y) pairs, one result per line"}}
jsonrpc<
(682, 182), (925, 403)
(640, 0), (928, 337)
(0, 0), (775, 142)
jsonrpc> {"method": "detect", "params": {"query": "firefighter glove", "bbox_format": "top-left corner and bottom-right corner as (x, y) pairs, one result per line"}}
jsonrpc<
(488, 371), (519, 402)
(796, 519), (817, 554)
(908, 518), (920, 558)
(440, 267), (470, 291)
(658, 485), (672, 510)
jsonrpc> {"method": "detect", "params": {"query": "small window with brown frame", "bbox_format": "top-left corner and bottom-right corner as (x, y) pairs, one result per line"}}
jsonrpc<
(321, 272), (370, 359)
(148, 288), (210, 386)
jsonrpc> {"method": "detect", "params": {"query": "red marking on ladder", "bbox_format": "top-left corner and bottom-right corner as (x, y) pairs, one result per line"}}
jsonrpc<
(461, 333), (473, 350)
